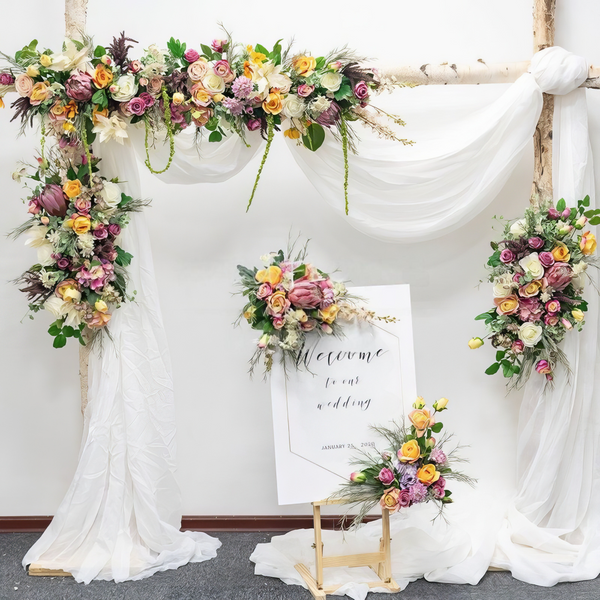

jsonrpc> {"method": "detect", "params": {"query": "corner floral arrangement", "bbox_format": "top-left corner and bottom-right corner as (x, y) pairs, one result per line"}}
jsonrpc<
(11, 146), (147, 347)
(334, 397), (473, 527)
(1, 33), (412, 214)
(470, 197), (598, 385)
(236, 242), (395, 376)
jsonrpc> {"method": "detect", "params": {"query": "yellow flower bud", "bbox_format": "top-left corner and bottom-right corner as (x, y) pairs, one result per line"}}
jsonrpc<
(434, 397), (449, 411)
(26, 65), (40, 78)
(572, 309), (585, 322)
(412, 396), (426, 409)
(212, 93), (224, 103)
(95, 300), (109, 313)
(40, 54), (53, 68)
(172, 92), (185, 106)
(468, 337), (484, 349)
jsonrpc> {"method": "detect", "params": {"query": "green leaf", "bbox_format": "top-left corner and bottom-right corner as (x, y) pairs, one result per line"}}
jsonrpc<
(485, 362), (500, 375)
(556, 198), (566, 212)
(200, 44), (214, 60)
(118, 193), (132, 208)
(208, 131), (223, 143)
(496, 350), (506, 361)
(475, 312), (493, 321)
(583, 195), (590, 207)
(589, 217), (600, 226)
(302, 123), (326, 152)
(487, 250), (502, 267)
(62, 325), (75, 337)
(67, 166), (77, 181)
(78, 335), (87, 346)
(255, 44), (270, 57)
(168, 37), (185, 59)
(205, 117), (219, 132)
(315, 57), (326, 70)
(48, 321), (62, 336)
(334, 84), (352, 101)
(92, 89), (108, 110)
(583, 209), (600, 218)
(431, 422), (443, 433)
(501, 360), (513, 378)
(293, 265), (306, 280)
(53, 334), (67, 349)
(84, 116), (96, 144)
(444, 490), (452, 497)
(94, 45), (106, 58)
(115, 246), (133, 267)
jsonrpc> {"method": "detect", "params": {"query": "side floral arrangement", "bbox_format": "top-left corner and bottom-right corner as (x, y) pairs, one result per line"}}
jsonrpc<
(334, 397), (473, 527)
(1, 33), (412, 214)
(236, 243), (395, 376)
(470, 197), (597, 385)
(11, 146), (147, 347)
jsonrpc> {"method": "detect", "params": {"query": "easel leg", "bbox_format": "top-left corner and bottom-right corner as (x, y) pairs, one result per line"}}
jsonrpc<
(313, 503), (324, 589)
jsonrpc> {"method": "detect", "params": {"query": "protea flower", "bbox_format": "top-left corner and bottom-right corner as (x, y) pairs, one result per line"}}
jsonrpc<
(39, 184), (67, 217)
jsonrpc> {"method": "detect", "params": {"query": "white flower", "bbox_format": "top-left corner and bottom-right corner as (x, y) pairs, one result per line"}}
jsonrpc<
(510, 219), (527, 237)
(77, 233), (95, 257)
(572, 273), (586, 291)
(44, 296), (82, 326)
(283, 95), (305, 119)
(202, 73), (225, 94)
(251, 63), (292, 98)
(100, 181), (122, 208)
(11, 167), (26, 182)
(37, 243), (56, 267)
(40, 269), (61, 289)
(492, 273), (516, 298)
(540, 291), (551, 303)
(333, 281), (347, 298)
(111, 74), (138, 102)
(519, 253), (544, 280)
(572, 261), (588, 275)
(320, 72), (343, 92)
(48, 40), (93, 73)
(47, 231), (62, 247)
(518, 322), (543, 347)
(92, 114), (129, 144)
(280, 272), (294, 291)
(311, 96), (331, 116)
(24, 226), (49, 249)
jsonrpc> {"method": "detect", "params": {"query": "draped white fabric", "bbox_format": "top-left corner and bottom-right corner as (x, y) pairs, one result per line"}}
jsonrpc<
(22, 140), (221, 583)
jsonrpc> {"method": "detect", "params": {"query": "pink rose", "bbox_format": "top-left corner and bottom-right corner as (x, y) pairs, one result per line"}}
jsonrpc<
(431, 477), (446, 499)
(288, 280), (323, 309)
(127, 97), (146, 116)
(548, 207), (560, 220)
(211, 39), (227, 53)
(129, 60), (143, 74)
(108, 223), (121, 237)
(15, 74), (34, 97)
(528, 237), (544, 249)
(545, 299), (560, 314)
(353, 81), (369, 100)
(139, 92), (155, 108)
(188, 60), (209, 82)
(213, 60), (235, 83)
(544, 314), (559, 326)
(273, 317), (285, 330)
(545, 263), (573, 291)
(297, 84), (314, 97)
(247, 118), (261, 131)
(377, 468), (395, 486)
(256, 283), (272, 299)
(0, 73), (15, 85)
(511, 340), (524, 353)
(562, 208), (571, 219)
(301, 318), (317, 332)
(28, 199), (40, 214)
(500, 249), (515, 263)
(562, 318), (573, 330)
(539, 252), (555, 268)
(536, 360), (552, 375)
(398, 489), (411, 507)
(184, 49), (200, 63)
(147, 76), (163, 95)
(74, 197), (92, 213)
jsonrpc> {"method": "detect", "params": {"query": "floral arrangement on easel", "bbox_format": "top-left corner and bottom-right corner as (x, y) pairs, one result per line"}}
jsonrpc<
(1, 33), (412, 214)
(470, 197), (597, 385)
(236, 242), (395, 376)
(334, 397), (473, 527)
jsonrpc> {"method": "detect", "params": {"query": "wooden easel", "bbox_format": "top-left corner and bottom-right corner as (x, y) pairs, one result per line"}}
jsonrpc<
(294, 499), (400, 599)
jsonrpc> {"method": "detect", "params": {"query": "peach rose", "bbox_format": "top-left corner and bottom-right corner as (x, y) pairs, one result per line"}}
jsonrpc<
(15, 74), (34, 97)
(408, 408), (435, 436)
(87, 310), (111, 328)
(63, 179), (82, 199)
(147, 76), (163, 95)
(29, 82), (52, 106)
(398, 439), (421, 463)
(93, 64), (113, 89)
(494, 294), (519, 315)
(49, 101), (67, 121)
(293, 55), (317, 77)
(319, 304), (339, 324)
(416, 464), (441, 486)
(266, 291), (290, 317)
(192, 106), (212, 128)
(256, 265), (283, 286)
(188, 59), (209, 82)
(262, 92), (284, 115)
(551, 242), (571, 263)
(56, 279), (81, 303)
(190, 83), (212, 107)
(519, 280), (542, 298)
(580, 231), (597, 255)
(379, 488), (400, 512)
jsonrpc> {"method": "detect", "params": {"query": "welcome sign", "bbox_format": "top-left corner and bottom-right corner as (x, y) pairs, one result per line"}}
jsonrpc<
(271, 285), (417, 505)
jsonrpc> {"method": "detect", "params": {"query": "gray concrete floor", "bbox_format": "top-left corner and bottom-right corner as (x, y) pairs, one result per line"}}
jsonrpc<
(1, 532), (599, 599)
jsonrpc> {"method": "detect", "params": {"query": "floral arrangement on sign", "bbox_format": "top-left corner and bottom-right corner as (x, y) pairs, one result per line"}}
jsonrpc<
(334, 397), (473, 527)
(469, 197), (598, 385)
(11, 146), (147, 347)
(236, 242), (395, 376)
(0, 34), (412, 214)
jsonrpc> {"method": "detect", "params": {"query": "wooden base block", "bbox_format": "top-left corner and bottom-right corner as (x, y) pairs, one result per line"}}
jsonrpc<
(28, 564), (72, 577)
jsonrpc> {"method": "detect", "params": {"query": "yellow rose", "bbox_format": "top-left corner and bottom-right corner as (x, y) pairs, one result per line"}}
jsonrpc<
(379, 488), (400, 512)
(95, 300), (109, 313)
(398, 439), (421, 463)
(416, 464), (441, 486)
(434, 397), (449, 410)
(551, 242), (571, 263)
(256, 265), (283, 286)
(27, 65), (40, 78)
(293, 55), (317, 77)
(468, 337), (484, 349)
(284, 128), (301, 139)
(319, 304), (339, 324)
(494, 294), (519, 315)
(191, 84), (212, 107)
(93, 64), (113, 89)
(66, 214), (91, 235)
(413, 397), (426, 409)
(408, 408), (435, 434)
(56, 279), (81, 302)
(262, 92), (283, 115)
(572, 309), (585, 322)
(580, 231), (597, 256)
(172, 92), (185, 105)
(266, 291), (289, 316)
(520, 280), (542, 298)
(40, 54), (53, 68)
(63, 179), (82, 199)
(30, 82), (51, 105)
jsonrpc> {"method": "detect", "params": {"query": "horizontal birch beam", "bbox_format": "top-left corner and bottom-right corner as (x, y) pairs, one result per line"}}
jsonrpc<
(381, 61), (600, 88)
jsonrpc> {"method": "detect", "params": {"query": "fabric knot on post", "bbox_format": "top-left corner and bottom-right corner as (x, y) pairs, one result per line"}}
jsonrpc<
(529, 46), (588, 95)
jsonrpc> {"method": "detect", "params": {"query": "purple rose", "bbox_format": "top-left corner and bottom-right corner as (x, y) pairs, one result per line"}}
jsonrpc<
(184, 49), (200, 63)
(128, 97), (146, 116)
(539, 251), (555, 268)
(288, 280), (323, 309)
(247, 118), (261, 131)
(548, 207), (561, 220)
(431, 477), (446, 499)
(65, 71), (94, 102)
(0, 73), (15, 85)
(56, 257), (71, 270)
(39, 184), (67, 217)
(377, 468), (395, 486)
(139, 92), (155, 108)
(500, 249), (515, 263)
(545, 263), (573, 291)
(353, 81), (369, 100)
(528, 237), (544, 249)
(93, 224), (109, 239)
(398, 489), (411, 507)
(316, 102), (341, 127)
(108, 223), (121, 237)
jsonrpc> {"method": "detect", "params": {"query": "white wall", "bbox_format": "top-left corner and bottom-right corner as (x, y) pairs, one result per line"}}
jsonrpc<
(1, 0), (599, 516)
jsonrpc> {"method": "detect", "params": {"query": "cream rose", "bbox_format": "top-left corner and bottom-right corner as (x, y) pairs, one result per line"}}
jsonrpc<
(510, 219), (527, 237)
(283, 95), (305, 119)
(311, 95), (331, 116)
(99, 181), (122, 208)
(37, 243), (56, 267)
(44, 296), (68, 318)
(202, 73), (225, 94)
(519, 252), (544, 280)
(518, 322), (543, 347)
(492, 274), (515, 298)
(320, 71), (343, 92)
(111, 74), (138, 102)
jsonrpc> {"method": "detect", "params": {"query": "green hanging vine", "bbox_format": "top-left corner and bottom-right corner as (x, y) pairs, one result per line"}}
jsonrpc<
(80, 119), (94, 184)
(144, 87), (176, 175)
(340, 113), (350, 216)
(246, 115), (274, 212)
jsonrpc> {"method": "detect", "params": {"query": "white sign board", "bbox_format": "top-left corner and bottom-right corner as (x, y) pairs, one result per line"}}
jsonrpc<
(271, 284), (417, 505)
